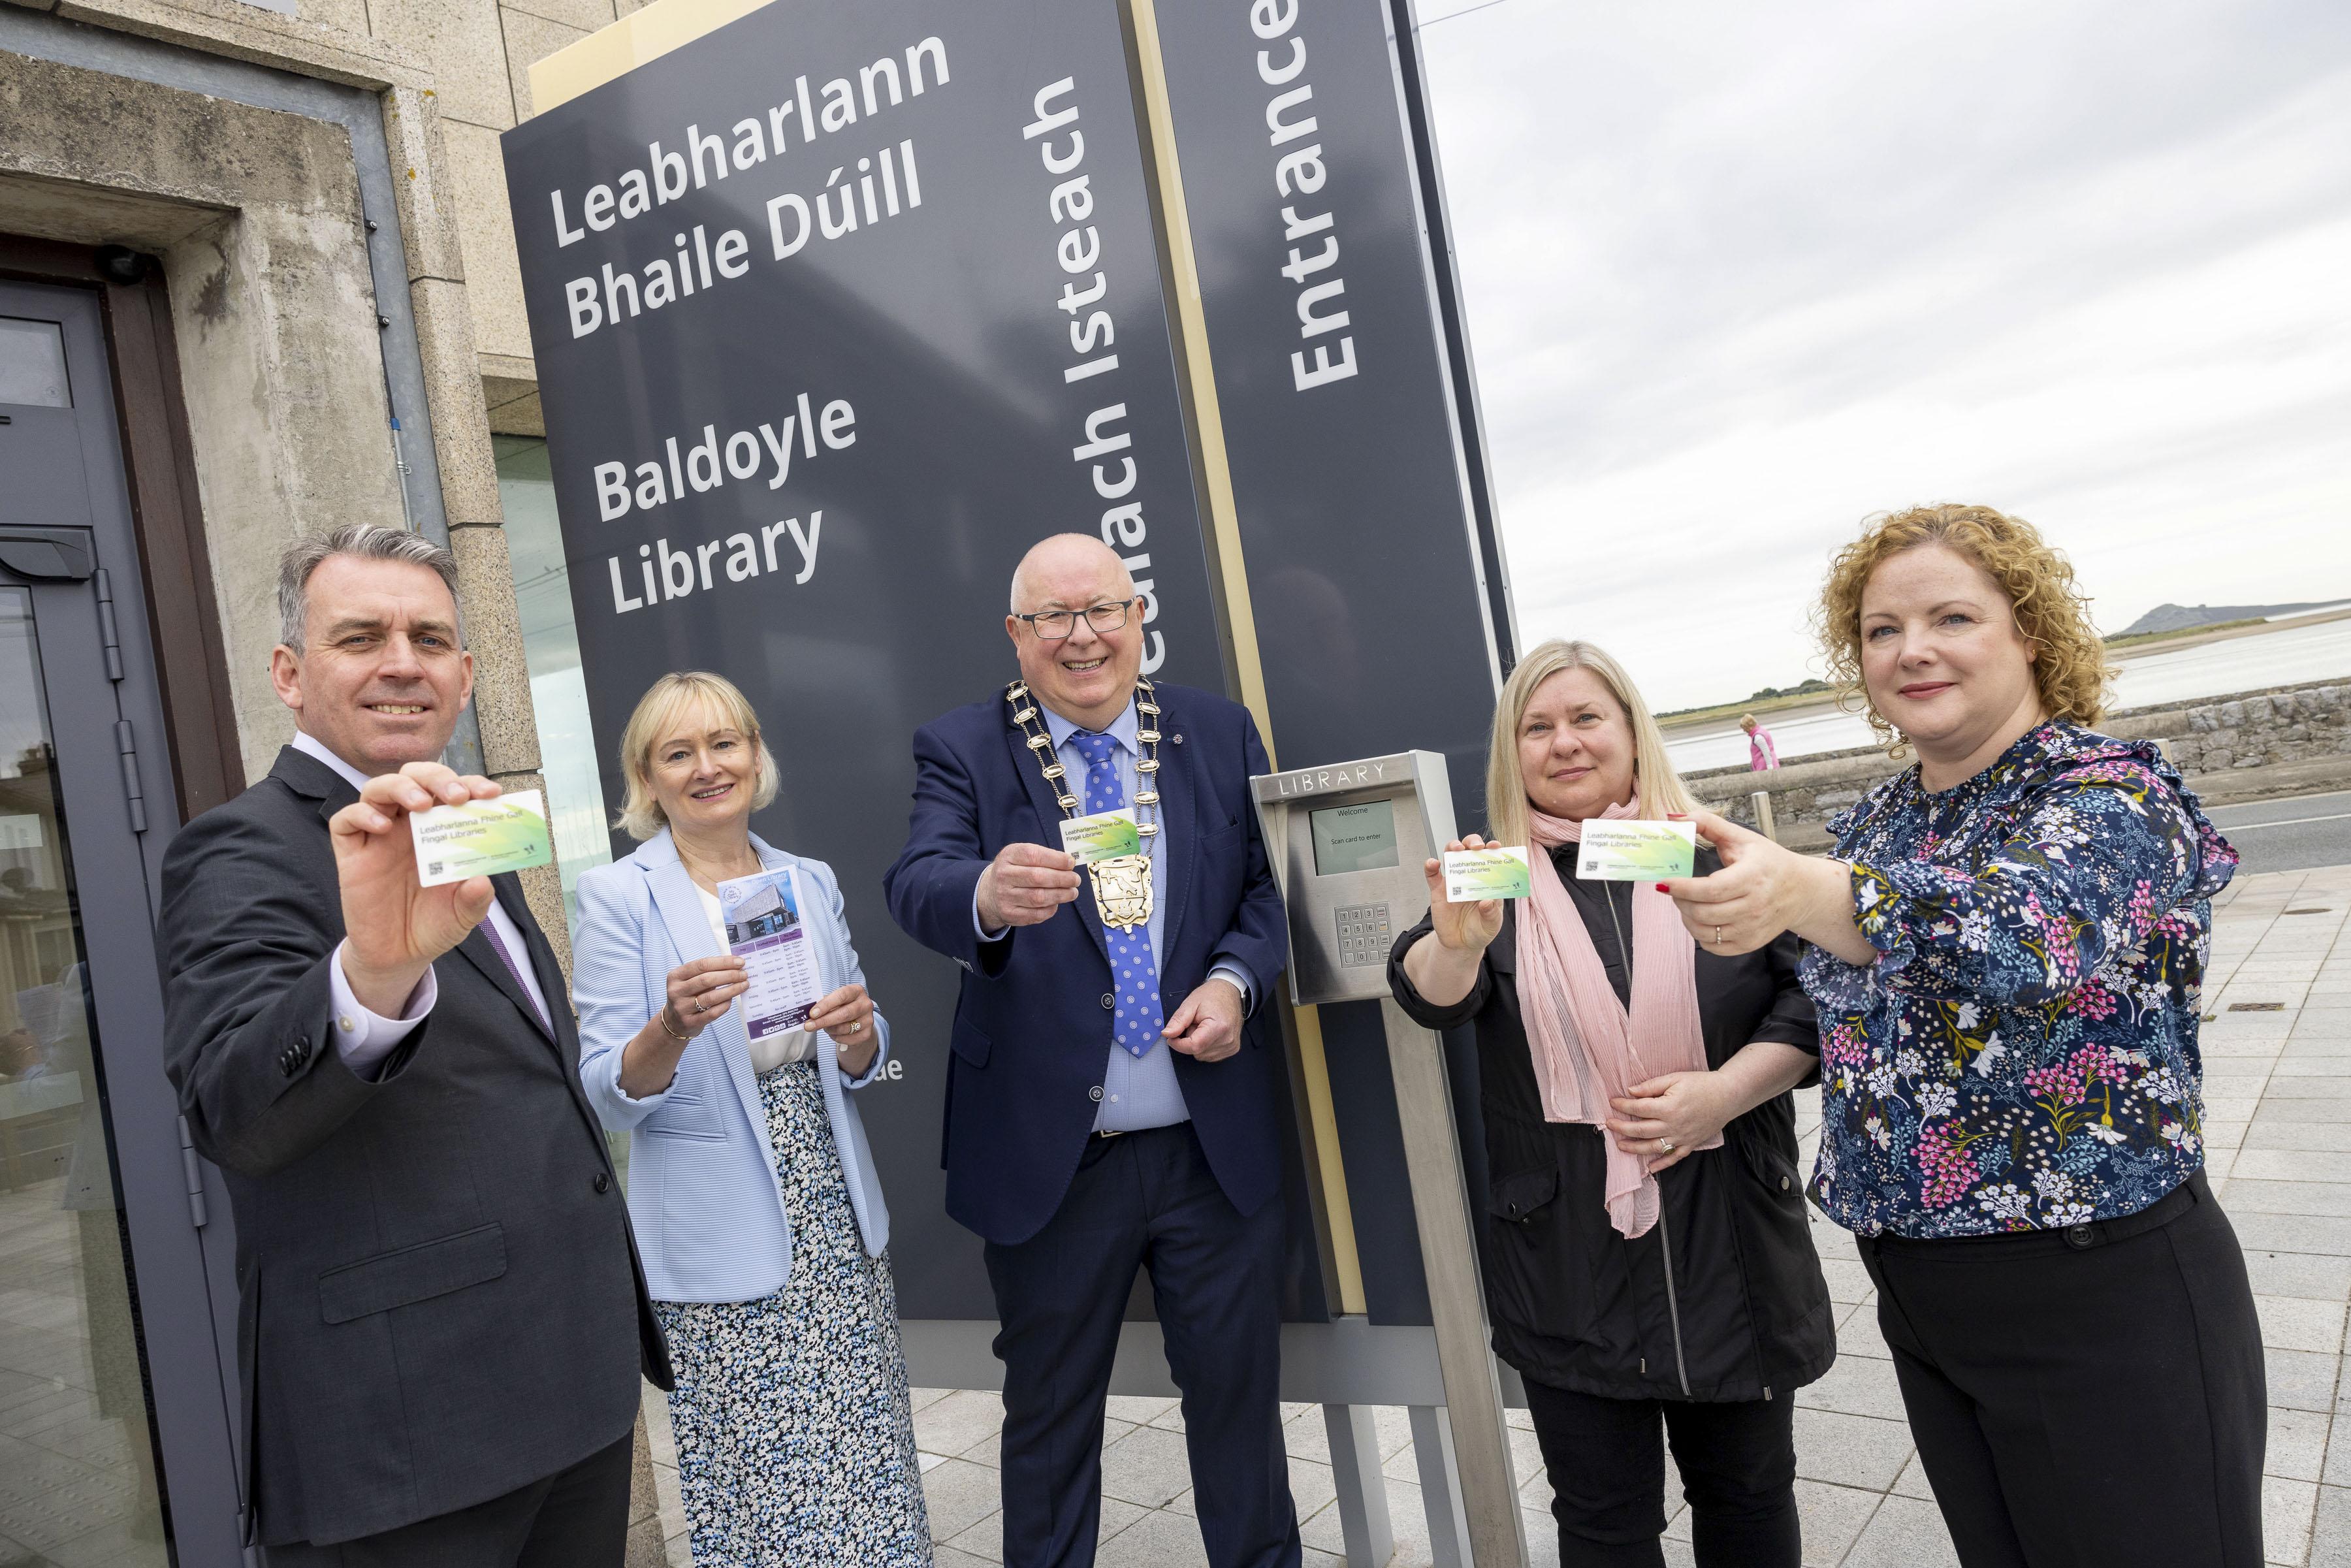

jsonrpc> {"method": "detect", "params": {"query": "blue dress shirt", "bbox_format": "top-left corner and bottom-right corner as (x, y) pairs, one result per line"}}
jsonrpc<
(973, 696), (1255, 1132)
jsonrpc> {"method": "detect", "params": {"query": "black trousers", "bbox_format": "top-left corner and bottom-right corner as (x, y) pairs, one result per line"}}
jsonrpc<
(1857, 1173), (2265, 1568)
(1521, 1375), (1799, 1568)
(263, 1427), (634, 1568)
(985, 1122), (1299, 1568)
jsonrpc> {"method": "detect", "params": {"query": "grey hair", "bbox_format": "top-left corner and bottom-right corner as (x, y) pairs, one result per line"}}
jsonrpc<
(278, 524), (462, 650)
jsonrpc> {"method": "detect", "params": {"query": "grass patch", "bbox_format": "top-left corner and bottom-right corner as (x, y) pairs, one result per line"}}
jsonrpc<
(2103, 616), (2267, 650)
(1659, 683), (1849, 727)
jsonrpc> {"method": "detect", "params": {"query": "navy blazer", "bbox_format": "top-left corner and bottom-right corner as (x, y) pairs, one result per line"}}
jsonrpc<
(161, 748), (667, 1546)
(884, 681), (1289, 1245)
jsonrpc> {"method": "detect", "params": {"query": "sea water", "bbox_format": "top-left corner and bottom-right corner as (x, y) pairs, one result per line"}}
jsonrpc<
(1667, 616), (2351, 773)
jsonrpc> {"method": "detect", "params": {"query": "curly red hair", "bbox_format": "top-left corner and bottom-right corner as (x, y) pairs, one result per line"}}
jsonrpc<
(1817, 504), (2111, 746)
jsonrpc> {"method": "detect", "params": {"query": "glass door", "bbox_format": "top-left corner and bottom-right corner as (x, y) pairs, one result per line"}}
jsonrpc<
(0, 279), (244, 1566)
(0, 583), (169, 1567)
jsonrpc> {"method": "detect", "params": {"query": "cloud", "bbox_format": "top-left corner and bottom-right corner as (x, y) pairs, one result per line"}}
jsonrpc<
(1420, 0), (2351, 709)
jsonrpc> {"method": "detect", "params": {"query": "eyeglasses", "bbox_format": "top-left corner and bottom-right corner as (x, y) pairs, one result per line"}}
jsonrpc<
(1014, 598), (1136, 641)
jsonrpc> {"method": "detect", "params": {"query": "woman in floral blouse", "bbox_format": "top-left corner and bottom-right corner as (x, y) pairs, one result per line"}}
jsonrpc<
(1661, 505), (2262, 1567)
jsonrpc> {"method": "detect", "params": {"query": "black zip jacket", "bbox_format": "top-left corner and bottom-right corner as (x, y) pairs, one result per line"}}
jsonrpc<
(1387, 844), (1835, 1403)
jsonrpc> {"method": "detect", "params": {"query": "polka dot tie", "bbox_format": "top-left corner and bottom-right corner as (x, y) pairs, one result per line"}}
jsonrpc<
(1071, 731), (1163, 1057)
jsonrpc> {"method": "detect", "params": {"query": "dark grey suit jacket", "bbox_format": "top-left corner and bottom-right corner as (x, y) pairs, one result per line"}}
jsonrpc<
(161, 747), (672, 1548)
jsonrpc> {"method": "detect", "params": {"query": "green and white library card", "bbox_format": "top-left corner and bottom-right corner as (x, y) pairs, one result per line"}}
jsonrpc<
(1059, 807), (1141, 865)
(1575, 819), (1697, 880)
(1442, 846), (1531, 902)
(411, 788), (553, 887)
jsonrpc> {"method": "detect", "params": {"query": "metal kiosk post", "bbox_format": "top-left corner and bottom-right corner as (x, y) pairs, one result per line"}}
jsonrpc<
(1253, 753), (1529, 1568)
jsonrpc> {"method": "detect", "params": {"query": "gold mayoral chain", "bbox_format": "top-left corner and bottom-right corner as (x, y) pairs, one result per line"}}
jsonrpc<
(1006, 676), (1162, 933)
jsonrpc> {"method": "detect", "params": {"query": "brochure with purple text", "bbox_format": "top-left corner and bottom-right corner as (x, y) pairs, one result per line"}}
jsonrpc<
(716, 865), (823, 1038)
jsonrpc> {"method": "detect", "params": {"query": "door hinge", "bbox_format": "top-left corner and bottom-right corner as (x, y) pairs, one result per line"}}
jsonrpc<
(178, 1115), (208, 1229)
(93, 567), (125, 682)
(114, 718), (147, 834)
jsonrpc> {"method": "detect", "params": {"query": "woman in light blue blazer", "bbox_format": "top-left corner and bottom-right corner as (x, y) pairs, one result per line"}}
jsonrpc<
(573, 671), (929, 1567)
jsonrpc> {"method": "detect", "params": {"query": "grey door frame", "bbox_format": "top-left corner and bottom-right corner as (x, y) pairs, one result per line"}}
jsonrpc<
(1, 276), (247, 1567)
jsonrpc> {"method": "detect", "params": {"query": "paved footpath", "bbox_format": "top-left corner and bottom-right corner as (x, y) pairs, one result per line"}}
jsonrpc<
(641, 865), (2351, 1566)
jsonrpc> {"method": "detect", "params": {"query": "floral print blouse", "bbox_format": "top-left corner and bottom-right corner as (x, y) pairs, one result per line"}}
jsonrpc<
(1799, 721), (2238, 1238)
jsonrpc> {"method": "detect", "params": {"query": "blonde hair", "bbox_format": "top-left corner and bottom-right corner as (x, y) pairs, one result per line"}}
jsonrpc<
(615, 671), (780, 840)
(1817, 504), (2111, 748)
(1485, 640), (1695, 850)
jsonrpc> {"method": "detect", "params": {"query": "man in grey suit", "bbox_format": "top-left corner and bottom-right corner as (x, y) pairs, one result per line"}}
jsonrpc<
(161, 524), (669, 1565)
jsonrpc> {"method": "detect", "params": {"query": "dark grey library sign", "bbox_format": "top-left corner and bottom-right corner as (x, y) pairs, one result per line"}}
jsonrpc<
(501, 0), (1228, 1323)
(505, 0), (1521, 1558)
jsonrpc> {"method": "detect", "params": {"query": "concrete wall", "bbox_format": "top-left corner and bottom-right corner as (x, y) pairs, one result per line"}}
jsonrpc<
(0, 50), (403, 786)
(8, 0), (612, 419)
(1691, 677), (2351, 848)
(372, 0), (633, 431)
(1, 0), (570, 946)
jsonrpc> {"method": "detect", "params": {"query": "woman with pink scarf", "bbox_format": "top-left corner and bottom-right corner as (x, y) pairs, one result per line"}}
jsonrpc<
(1389, 639), (1831, 1568)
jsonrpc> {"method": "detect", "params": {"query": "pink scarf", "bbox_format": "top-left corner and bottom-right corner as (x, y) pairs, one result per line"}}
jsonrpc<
(1520, 795), (1714, 1237)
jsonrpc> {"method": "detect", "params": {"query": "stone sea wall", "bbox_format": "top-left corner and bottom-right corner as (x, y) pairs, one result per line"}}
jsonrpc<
(2165, 684), (2351, 774)
(1685, 677), (2351, 844)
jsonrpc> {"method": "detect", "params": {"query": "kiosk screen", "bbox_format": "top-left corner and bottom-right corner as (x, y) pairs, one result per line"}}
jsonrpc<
(1310, 800), (1401, 876)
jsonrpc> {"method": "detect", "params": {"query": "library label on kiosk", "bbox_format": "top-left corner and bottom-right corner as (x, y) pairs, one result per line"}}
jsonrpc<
(1251, 750), (1456, 1006)
(1252, 751), (1533, 1568)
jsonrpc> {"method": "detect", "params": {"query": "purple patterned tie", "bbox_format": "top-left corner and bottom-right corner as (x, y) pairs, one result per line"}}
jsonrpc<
(479, 912), (552, 1037)
(1070, 731), (1163, 1057)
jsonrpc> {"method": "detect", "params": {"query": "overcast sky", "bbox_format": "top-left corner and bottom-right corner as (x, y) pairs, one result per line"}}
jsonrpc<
(1415, 0), (2351, 712)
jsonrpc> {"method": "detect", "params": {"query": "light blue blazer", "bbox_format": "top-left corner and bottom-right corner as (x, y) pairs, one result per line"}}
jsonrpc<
(573, 829), (890, 1304)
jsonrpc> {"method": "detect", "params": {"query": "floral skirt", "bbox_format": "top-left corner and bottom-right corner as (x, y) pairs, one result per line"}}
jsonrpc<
(652, 1062), (931, 1567)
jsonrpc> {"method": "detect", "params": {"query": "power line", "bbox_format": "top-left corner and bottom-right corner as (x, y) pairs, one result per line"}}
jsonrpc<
(1417, 0), (1513, 28)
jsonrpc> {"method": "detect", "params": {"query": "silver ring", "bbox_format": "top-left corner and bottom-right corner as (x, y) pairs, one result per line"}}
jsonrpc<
(692, 999), (705, 1015)
(1659, 1138), (1674, 1153)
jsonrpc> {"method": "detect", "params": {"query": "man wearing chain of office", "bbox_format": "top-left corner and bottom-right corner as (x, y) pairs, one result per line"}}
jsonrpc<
(886, 534), (1297, 1567)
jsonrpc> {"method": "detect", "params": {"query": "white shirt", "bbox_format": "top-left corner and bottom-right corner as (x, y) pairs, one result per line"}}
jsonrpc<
(293, 731), (552, 1075)
(692, 884), (814, 1072)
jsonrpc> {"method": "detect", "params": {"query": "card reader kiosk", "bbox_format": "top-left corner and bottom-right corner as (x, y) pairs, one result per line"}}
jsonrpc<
(1250, 750), (1456, 1006)
(1252, 750), (1529, 1567)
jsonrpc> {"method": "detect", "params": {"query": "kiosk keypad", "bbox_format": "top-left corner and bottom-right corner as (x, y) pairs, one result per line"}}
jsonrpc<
(1333, 903), (1393, 969)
